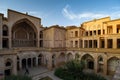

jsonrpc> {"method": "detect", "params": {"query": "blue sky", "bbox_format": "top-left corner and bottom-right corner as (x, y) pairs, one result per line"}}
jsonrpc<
(0, 0), (120, 27)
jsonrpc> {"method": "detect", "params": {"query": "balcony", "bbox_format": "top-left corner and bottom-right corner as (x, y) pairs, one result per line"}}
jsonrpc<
(66, 48), (120, 53)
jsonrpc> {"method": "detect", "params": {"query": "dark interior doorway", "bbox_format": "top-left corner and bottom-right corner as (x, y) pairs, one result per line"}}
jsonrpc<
(4, 69), (11, 76)
(88, 61), (94, 69)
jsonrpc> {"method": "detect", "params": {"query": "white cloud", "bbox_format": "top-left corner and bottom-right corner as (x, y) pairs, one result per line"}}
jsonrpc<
(0, 7), (7, 17)
(62, 5), (77, 20)
(62, 5), (120, 21)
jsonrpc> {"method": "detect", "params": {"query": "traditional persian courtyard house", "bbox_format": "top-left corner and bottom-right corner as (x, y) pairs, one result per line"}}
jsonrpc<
(0, 9), (120, 78)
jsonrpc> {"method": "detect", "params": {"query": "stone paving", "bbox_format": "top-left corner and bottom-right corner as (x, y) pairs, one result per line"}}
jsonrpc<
(18, 66), (62, 80)
(18, 66), (113, 80)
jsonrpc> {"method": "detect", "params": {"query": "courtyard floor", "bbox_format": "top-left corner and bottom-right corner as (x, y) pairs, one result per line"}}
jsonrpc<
(18, 66), (112, 80)
(18, 66), (62, 80)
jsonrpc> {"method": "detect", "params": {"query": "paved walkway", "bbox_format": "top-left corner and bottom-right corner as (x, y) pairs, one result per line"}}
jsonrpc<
(18, 66), (62, 80)
(18, 67), (113, 80)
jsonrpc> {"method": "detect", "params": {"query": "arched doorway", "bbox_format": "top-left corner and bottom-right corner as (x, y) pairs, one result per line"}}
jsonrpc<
(58, 53), (66, 66)
(52, 54), (55, 68)
(22, 59), (26, 69)
(4, 59), (12, 76)
(38, 54), (43, 66)
(107, 57), (119, 75)
(67, 53), (73, 61)
(81, 54), (94, 70)
(12, 19), (37, 47)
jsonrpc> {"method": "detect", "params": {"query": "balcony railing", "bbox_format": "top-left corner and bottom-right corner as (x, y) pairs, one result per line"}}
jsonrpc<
(66, 48), (120, 53)
(12, 39), (36, 47)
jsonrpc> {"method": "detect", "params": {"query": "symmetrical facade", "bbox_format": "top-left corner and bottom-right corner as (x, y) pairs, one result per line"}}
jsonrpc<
(0, 9), (120, 78)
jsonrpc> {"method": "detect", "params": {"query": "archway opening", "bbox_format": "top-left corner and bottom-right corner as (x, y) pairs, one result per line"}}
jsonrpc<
(81, 54), (94, 70)
(52, 54), (55, 68)
(67, 53), (73, 61)
(58, 53), (65, 66)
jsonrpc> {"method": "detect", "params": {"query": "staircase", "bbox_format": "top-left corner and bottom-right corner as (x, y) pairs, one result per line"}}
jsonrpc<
(113, 62), (120, 80)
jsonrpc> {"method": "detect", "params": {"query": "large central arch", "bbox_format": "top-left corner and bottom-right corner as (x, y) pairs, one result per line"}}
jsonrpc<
(12, 18), (37, 47)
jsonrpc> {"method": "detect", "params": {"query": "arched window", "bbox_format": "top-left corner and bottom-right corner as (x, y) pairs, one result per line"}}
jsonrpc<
(3, 25), (8, 36)
(98, 56), (103, 62)
(5, 59), (12, 67)
(6, 62), (11, 66)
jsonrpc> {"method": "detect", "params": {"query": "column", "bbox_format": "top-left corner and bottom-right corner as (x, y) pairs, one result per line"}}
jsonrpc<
(97, 38), (100, 48)
(113, 38), (117, 49)
(47, 56), (52, 70)
(105, 38), (108, 48)
(104, 23), (107, 34)
(12, 55), (17, 75)
(94, 57), (98, 73)
(0, 56), (5, 79)
(113, 24), (117, 34)
(83, 39), (85, 48)
(19, 59), (22, 70)
(103, 57), (107, 75)
(78, 40), (79, 48)
(87, 40), (89, 48)
(36, 57), (38, 66)
(101, 25), (103, 35)
(92, 40), (94, 48)
(96, 29), (98, 36)
(37, 31), (40, 48)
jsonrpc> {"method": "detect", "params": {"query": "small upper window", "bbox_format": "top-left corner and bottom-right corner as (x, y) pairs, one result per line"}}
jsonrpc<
(3, 25), (8, 36)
